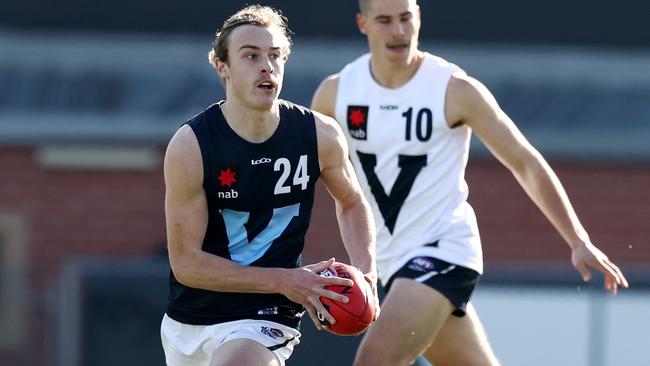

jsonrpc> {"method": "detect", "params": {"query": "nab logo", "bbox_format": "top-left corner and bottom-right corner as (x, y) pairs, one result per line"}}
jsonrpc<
(347, 105), (369, 140)
(251, 157), (272, 165)
(218, 189), (238, 199)
(217, 167), (239, 199)
(380, 104), (398, 110)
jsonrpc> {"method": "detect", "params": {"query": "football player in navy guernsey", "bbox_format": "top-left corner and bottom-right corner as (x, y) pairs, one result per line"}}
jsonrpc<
(161, 5), (378, 366)
(311, 0), (629, 365)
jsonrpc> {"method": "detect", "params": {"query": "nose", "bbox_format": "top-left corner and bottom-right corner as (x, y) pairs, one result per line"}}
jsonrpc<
(394, 21), (406, 36)
(260, 55), (274, 75)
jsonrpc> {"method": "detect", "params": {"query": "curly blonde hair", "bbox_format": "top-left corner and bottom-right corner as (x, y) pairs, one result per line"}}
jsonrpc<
(208, 5), (293, 68)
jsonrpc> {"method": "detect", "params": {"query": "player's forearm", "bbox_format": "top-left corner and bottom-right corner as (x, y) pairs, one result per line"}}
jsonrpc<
(511, 154), (590, 250)
(336, 197), (377, 275)
(171, 248), (289, 294)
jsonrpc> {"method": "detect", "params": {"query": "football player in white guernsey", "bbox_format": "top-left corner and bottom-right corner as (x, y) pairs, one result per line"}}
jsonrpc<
(311, 0), (629, 365)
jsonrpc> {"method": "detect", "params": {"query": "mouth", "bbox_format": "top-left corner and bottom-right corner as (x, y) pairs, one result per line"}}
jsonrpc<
(257, 80), (277, 91)
(386, 41), (409, 50)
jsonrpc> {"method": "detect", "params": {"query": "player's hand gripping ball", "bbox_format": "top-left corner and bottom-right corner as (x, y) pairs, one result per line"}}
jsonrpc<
(318, 262), (376, 336)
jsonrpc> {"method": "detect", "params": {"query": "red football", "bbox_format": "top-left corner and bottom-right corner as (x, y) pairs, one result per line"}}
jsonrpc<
(318, 262), (375, 336)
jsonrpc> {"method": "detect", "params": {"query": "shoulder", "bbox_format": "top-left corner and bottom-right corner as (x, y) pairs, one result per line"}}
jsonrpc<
(311, 73), (340, 117)
(312, 111), (347, 169)
(164, 124), (203, 184)
(167, 124), (200, 157)
(313, 110), (343, 143)
(317, 74), (340, 94)
(446, 72), (501, 126)
(447, 73), (482, 103)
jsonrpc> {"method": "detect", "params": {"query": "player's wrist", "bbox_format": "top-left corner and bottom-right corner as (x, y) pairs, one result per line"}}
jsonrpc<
(363, 270), (378, 282)
(569, 239), (592, 252)
(265, 267), (292, 295)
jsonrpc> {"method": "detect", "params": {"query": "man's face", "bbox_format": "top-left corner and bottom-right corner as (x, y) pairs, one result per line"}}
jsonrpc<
(217, 24), (289, 111)
(357, 0), (421, 64)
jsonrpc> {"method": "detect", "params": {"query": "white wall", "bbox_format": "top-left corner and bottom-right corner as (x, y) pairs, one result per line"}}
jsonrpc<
(473, 287), (650, 366)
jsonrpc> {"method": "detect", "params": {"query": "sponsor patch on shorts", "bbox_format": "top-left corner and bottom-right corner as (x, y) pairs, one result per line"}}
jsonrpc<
(261, 326), (284, 339)
(257, 306), (279, 315)
(407, 257), (435, 272)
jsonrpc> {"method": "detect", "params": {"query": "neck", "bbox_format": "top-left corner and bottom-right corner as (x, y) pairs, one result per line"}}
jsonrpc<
(369, 50), (424, 88)
(220, 99), (280, 143)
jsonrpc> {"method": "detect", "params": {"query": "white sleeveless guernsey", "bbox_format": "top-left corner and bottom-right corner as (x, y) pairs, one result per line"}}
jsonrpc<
(335, 52), (483, 284)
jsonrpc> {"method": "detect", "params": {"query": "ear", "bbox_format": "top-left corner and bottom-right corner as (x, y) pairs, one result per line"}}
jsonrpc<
(356, 13), (367, 35)
(215, 58), (230, 80)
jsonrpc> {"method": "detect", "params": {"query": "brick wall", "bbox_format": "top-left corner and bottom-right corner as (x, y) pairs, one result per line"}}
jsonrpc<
(1, 147), (167, 274)
(1, 146), (168, 365)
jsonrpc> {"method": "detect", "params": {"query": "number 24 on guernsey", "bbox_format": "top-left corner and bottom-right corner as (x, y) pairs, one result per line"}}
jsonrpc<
(274, 155), (309, 195)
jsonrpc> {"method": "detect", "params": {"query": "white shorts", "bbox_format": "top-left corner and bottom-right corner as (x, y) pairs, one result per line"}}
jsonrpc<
(160, 314), (301, 366)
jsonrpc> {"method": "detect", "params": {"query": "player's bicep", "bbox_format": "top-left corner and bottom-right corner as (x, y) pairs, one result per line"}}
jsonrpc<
(315, 114), (365, 209)
(164, 126), (208, 268)
(322, 157), (366, 210)
(454, 75), (539, 172)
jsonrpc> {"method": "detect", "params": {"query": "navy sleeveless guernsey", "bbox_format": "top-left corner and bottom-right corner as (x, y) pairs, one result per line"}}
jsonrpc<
(166, 100), (321, 328)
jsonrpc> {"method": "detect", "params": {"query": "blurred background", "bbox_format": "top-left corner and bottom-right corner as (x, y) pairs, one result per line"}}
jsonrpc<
(0, 0), (649, 365)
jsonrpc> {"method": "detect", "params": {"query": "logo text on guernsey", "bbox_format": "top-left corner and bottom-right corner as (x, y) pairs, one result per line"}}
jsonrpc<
(347, 105), (369, 140)
(251, 157), (272, 165)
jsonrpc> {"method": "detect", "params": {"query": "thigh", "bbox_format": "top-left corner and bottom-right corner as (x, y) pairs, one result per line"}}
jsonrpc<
(161, 315), (300, 366)
(161, 314), (214, 366)
(213, 339), (279, 366)
(354, 278), (454, 366)
(424, 303), (500, 366)
(215, 320), (301, 366)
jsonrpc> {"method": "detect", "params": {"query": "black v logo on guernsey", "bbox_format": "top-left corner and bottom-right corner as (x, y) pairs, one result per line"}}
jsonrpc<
(356, 152), (427, 234)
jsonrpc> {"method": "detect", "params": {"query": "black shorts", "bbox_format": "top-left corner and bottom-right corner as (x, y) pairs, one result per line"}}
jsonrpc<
(383, 256), (481, 317)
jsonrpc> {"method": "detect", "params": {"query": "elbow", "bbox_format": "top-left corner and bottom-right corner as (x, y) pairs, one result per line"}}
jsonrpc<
(506, 145), (543, 173)
(170, 259), (190, 287)
(169, 250), (198, 288)
(509, 151), (547, 182)
(337, 191), (367, 215)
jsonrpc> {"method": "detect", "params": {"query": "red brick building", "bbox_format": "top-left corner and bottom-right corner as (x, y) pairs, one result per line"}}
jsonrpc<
(2, 142), (648, 364)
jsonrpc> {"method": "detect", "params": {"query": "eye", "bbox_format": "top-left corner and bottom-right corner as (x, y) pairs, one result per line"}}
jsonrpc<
(246, 53), (258, 60)
(270, 53), (282, 60)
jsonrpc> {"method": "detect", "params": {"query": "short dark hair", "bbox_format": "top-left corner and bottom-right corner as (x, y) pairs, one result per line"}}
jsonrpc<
(358, 0), (372, 14)
(359, 0), (419, 15)
(208, 5), (292, 68)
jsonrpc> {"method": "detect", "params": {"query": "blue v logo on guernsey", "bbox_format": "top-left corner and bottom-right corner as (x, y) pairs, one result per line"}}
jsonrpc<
(220, 203), (300, 265)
